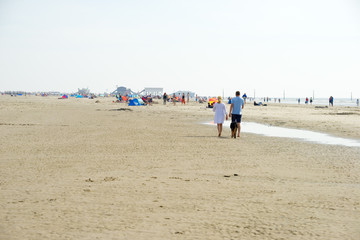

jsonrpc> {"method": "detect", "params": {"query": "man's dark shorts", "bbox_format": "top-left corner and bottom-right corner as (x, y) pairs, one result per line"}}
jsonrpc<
(231, 114), (242, 123)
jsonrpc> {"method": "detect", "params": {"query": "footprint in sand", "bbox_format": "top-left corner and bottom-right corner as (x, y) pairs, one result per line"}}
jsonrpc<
(104, 177), (116, 182)
(85, 178), (94, 182)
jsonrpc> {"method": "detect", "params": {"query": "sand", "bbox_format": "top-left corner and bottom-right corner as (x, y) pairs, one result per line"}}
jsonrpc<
(0, 95), (359, 240)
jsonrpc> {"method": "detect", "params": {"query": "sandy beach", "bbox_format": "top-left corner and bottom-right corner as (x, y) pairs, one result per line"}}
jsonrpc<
(0, 95), (359, 240)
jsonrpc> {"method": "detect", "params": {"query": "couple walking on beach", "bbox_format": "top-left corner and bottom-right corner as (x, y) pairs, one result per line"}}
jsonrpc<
(213, 91), (244, 137)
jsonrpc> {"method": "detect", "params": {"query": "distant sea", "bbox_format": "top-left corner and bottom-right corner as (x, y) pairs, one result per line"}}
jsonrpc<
(253, 98), (360, 107)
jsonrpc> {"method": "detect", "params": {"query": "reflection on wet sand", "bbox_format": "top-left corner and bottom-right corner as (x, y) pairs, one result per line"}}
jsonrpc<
(205, 121), (360, 147)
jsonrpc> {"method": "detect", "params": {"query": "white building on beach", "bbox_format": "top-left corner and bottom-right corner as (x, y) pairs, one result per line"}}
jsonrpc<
(141, 88), (163, 96)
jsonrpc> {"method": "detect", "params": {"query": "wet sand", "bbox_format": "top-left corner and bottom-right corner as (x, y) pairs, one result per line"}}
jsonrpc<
(0, 95), (359, 240)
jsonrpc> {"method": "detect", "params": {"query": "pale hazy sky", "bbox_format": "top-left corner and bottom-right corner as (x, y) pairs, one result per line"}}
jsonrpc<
(1, 0), (359, 98)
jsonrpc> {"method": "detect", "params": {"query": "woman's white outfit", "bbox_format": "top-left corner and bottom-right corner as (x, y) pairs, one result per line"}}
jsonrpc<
(213, 102), (227, 124)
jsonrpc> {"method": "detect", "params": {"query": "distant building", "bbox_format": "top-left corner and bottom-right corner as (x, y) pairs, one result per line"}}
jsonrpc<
(77, 88), (90, 95)
(112, 86), (135, 96)
(141, 88), (163, 96)
(111, 86), (164, 96)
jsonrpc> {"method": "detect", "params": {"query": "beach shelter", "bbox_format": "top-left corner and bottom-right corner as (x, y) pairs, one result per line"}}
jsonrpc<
(76, 95), (83, 98)
(137, 98), (144, 105)
(61, 94), (68, 99)
(121, 96), (128, 101)
(128, 99), (136, 106)
(134, 99), (140, 105)
(128, 99), (141, 106)
(208, 97), (217, 105)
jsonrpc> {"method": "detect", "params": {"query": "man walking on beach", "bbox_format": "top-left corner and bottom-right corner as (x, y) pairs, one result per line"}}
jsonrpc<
(229, 91), (245, 137)
(163, 92), (167, 105)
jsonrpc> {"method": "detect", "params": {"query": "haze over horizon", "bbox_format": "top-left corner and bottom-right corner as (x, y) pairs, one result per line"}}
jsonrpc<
(1, 0), (359, 98)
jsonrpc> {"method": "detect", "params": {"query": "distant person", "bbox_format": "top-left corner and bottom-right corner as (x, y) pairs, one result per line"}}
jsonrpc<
(242, 93), (247, 104)
(163, 92), (167, 105)
(357, 99), (359, 107)
(172, 93), (176, 106)
(187, 92), (190, 103)
(195, 94), (198, 103)
(182, 93), (186, 104)
(229, 91), (245, 137)
(305, 97), (309, 104)
(148, 96), (153, 105)
(298, 98), (300, 104)
(213, 96), (228, 137)
(310, 97), (313, 104)
(329, 96), (334, 106)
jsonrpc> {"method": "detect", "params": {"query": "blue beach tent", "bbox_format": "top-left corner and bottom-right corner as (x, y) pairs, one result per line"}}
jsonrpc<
(137, 99), (144, 105)
(128, 99), (135, 106)
(128, 99), (139, 106)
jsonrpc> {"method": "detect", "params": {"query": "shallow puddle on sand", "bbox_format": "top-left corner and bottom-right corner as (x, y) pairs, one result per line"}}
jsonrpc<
(204, 121), (360, 147)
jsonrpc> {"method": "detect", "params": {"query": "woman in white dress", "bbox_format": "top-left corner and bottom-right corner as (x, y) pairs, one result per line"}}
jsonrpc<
(213, 96), (228, 137)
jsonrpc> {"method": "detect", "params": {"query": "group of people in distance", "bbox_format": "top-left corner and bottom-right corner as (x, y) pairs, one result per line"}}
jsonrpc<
(162, 92), (192, 105)
(213, 91), (244, 138)
(302, 97), (313, 104)
(298, 96), (335, 106)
